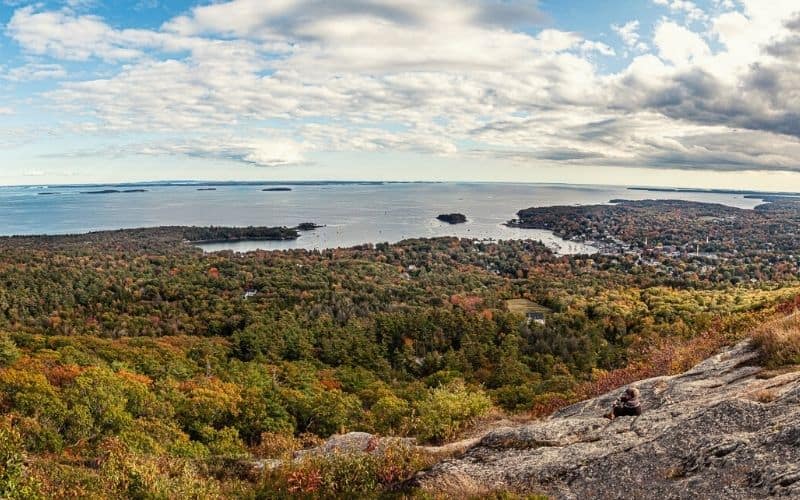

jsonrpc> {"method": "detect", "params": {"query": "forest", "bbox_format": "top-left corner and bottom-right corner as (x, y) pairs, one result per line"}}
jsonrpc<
(1, 199), (800, 498)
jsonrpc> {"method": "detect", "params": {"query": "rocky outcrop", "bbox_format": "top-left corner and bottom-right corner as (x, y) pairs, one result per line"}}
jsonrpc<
(414, 341), (800, 499)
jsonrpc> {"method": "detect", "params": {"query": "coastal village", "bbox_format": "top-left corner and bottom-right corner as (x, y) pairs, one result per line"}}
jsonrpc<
(506, 198), (800, 285)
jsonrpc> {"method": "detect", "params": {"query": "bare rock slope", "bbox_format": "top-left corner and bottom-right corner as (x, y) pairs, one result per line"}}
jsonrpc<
(414, 341), (800, 499)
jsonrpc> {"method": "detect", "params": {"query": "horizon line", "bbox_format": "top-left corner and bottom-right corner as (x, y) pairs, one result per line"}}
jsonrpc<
(2, 179), (799, 196)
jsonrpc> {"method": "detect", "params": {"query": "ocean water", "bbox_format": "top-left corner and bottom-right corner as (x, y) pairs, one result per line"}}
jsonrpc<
(0, 182), (767, 254)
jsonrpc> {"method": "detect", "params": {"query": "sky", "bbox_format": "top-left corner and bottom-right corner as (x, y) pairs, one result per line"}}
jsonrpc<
(1, 0), (800, 190)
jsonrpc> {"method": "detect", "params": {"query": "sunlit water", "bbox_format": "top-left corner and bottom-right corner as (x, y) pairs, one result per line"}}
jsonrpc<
(0, 182), (767, 255)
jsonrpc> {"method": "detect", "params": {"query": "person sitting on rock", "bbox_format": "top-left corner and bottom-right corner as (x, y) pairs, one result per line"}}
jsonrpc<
(605, 386), (642, 419)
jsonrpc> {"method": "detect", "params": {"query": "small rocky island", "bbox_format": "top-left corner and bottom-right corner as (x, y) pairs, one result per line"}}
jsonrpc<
(262, 187), (292, 192)
(437, 213), (467, 224)
(295, 222), (323, 231)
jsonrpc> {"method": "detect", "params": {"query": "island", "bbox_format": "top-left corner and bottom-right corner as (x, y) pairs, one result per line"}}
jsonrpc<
(436, 213), (467, 224)
(295, 222), (324, 231)
(37, 192), (59, 196)
(81, 189), (148, 194)
(262, 187), (292, 192)
(197, 188), (217, 191)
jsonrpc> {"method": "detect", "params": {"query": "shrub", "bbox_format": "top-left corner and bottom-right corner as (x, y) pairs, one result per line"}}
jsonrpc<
(751, 388), (778, 403)
(253, 432), (300, 460)
(370, 395), (412, 435)
(282, 388), (363, 436)
(197, 426), (249, 459)
(413, 380), (492, 443)
(173, 377), (243, 433)
(97, 438), (222, 498)
(492, 384), (539, 412)
(259, 443), (434, 497)
(14, 417), (64, 454)
(752, 313), (800, 369)
(168, 438), (210, 459)
(0, 422), (41, 499)
(31, 462), (105, 499)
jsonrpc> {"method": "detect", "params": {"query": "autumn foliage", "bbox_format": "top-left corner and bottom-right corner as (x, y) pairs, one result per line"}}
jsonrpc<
(0, 218), (798, 496)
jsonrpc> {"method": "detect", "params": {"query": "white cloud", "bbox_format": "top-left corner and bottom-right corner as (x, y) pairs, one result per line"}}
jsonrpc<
(4, 0), (800, 176)
(612, 20), (647, 54)
(581, 40), (615, 56)
(712, 0), (736, 9)
(653, 21), (710, 66)
(613, 20), (640, 47)
(55, 135), (310, 167)
(141, 137), (309, 167)
(0, 107), (14, 115)
(7, 7), (147, 61)
(65, 0), (98, 9)
(653, 0), (707, 22)
(3, 62), (66, 81)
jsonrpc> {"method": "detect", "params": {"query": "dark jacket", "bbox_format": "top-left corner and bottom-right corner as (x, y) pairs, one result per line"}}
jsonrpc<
(612, 388), (642, 417)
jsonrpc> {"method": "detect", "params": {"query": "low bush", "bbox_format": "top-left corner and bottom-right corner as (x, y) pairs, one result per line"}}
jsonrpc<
(259, 442), (434, 497)
(252, 432), (301, 460)
(752, 313), (800, 369)
(0, 421), (41, 499)
(95, 438), (222, 499)
(413, 380), (492, 444)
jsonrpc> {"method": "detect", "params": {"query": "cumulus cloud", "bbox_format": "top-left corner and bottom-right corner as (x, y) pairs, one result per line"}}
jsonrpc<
(607, 6), (800, 144)
(3, 0), (800, 174)
(581, 40), (615, 56)
(653, 21), (710, 66)
(612, 20), (647, 52)
(163, 0), (543, 39)
(6, 7), (146, 61)
(652, 0), (707, 22)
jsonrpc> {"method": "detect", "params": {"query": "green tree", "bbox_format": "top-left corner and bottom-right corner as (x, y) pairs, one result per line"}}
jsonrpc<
(0, 333), (20, 367)
(235, 387), (294, 445)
